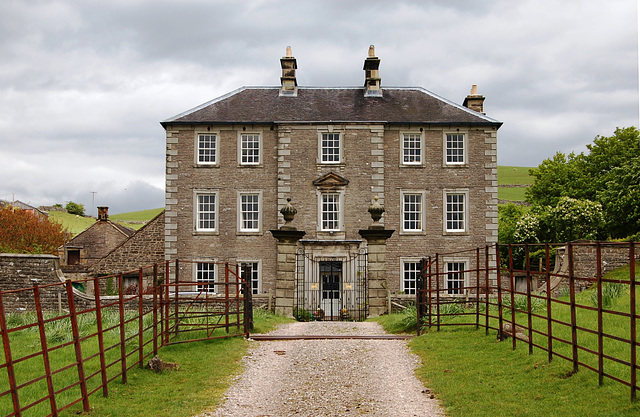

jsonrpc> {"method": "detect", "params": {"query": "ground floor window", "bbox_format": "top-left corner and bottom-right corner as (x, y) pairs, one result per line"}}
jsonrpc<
(446, 262), (465, 295)
(401, 260), (420, 295)
(239, 261), (261, 295)
(196, 262), (216, 293)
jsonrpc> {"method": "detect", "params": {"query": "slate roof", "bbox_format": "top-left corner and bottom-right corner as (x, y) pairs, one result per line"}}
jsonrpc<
(162, 87), (502, 127)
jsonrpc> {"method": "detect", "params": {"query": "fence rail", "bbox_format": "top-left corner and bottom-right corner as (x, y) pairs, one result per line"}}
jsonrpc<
(417, 241), (639, 401)
(0, 260), (250, 417)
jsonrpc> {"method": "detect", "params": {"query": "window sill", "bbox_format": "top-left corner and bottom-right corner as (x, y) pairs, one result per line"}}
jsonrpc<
(237, 231), (263, 236)
(443, 230), (469, 236)
(193, 164), (219, 168)
(399, 230), (427, 236)
(193, 231), (219, 236)
(442, 163), (469, 169)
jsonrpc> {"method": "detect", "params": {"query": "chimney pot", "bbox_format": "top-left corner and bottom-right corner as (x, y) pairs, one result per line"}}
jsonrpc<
(463, 84), (486, 114)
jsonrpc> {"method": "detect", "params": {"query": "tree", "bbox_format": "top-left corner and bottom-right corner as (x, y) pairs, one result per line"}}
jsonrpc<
(526, 127), (640, 239)
(0, 207), (68, 254)
(65, 201), (85, 216)
(498, 204), (526, 244)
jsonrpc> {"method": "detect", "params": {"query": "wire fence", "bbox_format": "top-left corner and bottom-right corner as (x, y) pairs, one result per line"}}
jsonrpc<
(417, 241), (638, 401)
(0, 260), (251, 417)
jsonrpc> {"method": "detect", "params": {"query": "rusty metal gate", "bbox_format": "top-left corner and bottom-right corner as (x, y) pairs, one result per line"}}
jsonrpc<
(295, 248), (367, 321)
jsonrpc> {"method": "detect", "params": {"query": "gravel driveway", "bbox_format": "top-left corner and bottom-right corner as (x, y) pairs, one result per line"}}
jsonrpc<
(198, 321), (445, 417)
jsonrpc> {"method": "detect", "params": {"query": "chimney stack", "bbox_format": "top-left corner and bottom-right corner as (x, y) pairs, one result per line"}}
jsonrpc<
(97, 206), (109, 221)
(363, 45), (382, 97)
(463, 84), (485, 114)
(280, 46), (297, 96)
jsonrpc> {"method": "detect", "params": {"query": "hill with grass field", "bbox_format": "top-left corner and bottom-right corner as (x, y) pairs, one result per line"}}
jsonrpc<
(497, 165), (534, 204)
(49, 208), (164, 236)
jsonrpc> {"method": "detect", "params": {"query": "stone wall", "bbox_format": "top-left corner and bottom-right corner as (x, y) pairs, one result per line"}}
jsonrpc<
(0, 253), (93, 312)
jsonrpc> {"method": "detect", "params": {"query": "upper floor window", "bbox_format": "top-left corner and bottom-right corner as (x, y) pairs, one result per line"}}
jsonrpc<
(197, 133), (218, 165)
(195, 192), (217, 232)
(445, 192), (465, 232)
(402, 192), (424, 232)
(238, 192), (261, 233)
(402, 133), (422, 165)
(239, 133), (261, 165)
(320, 193), (341, 231)
(445, 133), (466, 165)
(320, 132), (341, 163)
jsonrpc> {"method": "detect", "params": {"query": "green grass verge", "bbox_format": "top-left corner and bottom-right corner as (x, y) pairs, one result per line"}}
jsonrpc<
(497, 166), (535, 185)
(375, 263), (640, 416)
(0, 309), (290, 417)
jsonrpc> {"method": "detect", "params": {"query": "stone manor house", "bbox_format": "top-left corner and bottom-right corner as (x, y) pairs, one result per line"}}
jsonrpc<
(161, 46), (501, 318)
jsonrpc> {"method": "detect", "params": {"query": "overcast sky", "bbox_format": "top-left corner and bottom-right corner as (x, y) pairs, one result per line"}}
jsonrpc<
(0, 0), (637, 214)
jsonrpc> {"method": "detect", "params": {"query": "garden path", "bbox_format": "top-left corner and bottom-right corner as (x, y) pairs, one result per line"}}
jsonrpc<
(198, 321), (445, 417)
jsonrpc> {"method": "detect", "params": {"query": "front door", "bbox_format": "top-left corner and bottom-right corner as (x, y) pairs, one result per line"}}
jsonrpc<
(320, 261), (342, 318)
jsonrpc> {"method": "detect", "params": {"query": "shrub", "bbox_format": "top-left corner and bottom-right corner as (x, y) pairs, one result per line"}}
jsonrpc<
(588, 283), (626, 309)
(0, 206), (68, 254)
(65, 201), (85, 216)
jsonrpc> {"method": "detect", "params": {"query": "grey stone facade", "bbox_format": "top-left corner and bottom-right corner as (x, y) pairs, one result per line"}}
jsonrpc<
(162, 47), (502, 315)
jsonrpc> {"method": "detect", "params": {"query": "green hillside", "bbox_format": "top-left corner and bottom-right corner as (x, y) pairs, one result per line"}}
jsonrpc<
(49, 208), (163, 236)
(498, 165), (535, 202)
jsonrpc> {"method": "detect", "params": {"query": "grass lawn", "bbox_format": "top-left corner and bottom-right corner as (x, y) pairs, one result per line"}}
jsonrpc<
(0, 309), (291, 417)
(375, 263), (640, 416)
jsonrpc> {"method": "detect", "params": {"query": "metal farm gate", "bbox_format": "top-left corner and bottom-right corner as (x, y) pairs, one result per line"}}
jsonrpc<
(295, 248), (368, 321)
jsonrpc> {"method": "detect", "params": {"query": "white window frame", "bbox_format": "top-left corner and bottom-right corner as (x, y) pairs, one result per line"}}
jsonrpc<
(317, 191), (344, 231)
(238, 132), (261, 165)
(401, 132), (424, 166)
(318, 131), (342, 164)
(194, 191), (218, 233)
(444, 259), (468, 296)
(400, 258), (422, 295)
(237, 191), (262, 234)
(443, 189), (468, 234)
(194, 261), (217, 293)
(195, 132), (219, 165)
(400, 190), (426, 234)
(443, 132), (467, 166)
(238, 260), (262, 295)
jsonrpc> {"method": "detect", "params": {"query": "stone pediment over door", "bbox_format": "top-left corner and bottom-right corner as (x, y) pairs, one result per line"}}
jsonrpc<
(312, 172), (349, 191)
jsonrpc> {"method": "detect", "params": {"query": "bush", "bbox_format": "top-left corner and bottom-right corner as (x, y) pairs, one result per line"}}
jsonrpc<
(65, 201), (85, 216)
(0, 207), (68, 254)
(588, 283), (626, 309)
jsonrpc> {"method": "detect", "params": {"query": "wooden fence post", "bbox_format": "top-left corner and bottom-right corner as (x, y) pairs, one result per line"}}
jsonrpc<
(475, 247), (480, 330)
(568, 242), (579, 374)
(65, 280), (90, 412)
(117, 274), (127, 384)
(496, 243), (504, 340)
(508, 244), (517, 350)
(435, 254), (440, 331)
(0, 291), (21, 416)
(545, 244), (553, 363)
(629, 242), (637, 401)
(525, 244), (533, 354)
(153, 263), (158, 356)
(93, 277), (109, 398)
(596, 242), (604, 386)
(485, 246), (490, 335)
(138, 268), (144, 368)
(34, 285), (58, 415)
